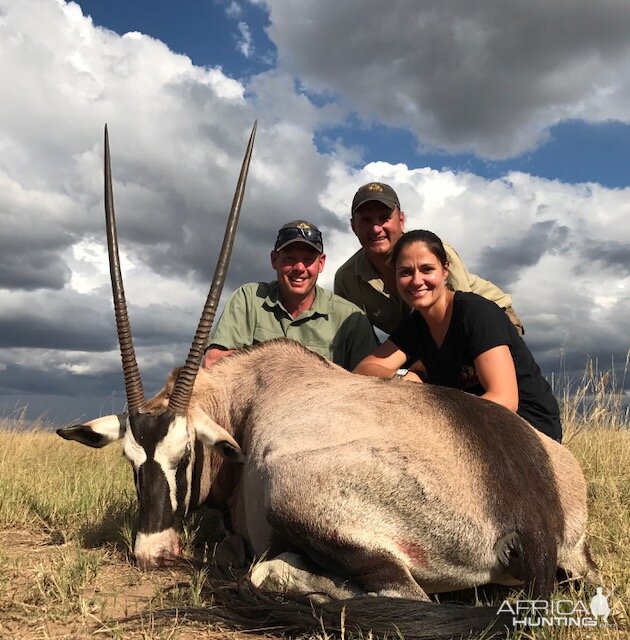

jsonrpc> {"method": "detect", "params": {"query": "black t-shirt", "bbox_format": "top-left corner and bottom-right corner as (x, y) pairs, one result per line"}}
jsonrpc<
(389, 292), (562, 441)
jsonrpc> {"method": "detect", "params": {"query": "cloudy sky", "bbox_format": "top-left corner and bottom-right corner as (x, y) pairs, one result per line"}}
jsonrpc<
(2, 0), (629, 424)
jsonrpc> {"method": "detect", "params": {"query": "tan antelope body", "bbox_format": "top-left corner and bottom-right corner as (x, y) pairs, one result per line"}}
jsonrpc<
(60, 337), (597, 601)
(57, 124), (598, 637)
(145, 339), (596, 598)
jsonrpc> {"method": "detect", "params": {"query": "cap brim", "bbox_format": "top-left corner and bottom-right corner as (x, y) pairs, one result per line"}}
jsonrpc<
(274, 238), (323, 253)
(352, 196), (399, 215)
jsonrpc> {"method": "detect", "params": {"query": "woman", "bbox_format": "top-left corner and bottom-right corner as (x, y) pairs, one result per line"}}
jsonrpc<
(354, 230), (562, 442)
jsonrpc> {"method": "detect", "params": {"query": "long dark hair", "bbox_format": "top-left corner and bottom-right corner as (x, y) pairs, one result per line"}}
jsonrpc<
(391, 230), (448, 267)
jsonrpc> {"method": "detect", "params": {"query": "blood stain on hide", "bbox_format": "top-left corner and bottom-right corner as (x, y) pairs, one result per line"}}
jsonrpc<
(397, 540), (428, 567)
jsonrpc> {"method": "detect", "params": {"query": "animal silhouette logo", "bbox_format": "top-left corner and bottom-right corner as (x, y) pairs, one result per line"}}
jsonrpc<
(589, 587), (610, 623)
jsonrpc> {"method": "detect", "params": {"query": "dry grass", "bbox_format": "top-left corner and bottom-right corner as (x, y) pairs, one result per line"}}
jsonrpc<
(0, 360), (628, 639)
(0, 420), (136, 547)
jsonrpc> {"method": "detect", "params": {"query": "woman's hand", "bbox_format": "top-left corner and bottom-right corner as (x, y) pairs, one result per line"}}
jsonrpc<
(353, 339), (408, 379)
(399, 370), (423, 383)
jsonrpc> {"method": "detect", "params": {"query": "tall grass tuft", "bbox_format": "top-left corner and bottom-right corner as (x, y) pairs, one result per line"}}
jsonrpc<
(555, 350), (630, 436)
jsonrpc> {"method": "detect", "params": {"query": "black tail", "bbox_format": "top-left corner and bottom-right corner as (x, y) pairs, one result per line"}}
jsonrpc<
(118, 569), (512, 639)
(520, 528), (558, 600)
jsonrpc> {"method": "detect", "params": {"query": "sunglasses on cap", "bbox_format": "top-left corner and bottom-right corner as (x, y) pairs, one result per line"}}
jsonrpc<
(274, 226), (323, 251)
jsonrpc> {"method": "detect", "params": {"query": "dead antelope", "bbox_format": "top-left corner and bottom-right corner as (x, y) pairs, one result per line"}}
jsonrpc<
(58, 124), (599, 638)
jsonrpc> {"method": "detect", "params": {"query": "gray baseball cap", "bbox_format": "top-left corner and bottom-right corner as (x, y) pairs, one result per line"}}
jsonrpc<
(351, 182), (401, 216)
(274, 220), (324, 253)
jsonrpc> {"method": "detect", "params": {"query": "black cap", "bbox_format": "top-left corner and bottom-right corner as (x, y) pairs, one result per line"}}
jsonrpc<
(351, 182), (400, 216)
(273, 220), (324, 253)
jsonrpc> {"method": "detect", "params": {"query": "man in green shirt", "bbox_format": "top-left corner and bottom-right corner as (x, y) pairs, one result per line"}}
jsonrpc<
(203, 220), (377, 370)
(334, 182), (524, 336)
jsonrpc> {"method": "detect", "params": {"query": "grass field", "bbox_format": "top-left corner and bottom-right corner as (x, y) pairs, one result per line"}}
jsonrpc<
(0, 362), (628, 639)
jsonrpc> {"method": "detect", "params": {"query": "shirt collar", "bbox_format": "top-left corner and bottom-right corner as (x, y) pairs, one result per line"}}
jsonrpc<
(265, 282), (328, 319)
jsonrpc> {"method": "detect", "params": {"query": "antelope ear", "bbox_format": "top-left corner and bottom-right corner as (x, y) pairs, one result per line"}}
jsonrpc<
(189, 406), (245, 463)
(57, 413), (128, 448)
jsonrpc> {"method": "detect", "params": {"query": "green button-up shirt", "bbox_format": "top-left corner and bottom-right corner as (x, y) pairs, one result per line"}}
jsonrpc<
(208, 282), (377, 370)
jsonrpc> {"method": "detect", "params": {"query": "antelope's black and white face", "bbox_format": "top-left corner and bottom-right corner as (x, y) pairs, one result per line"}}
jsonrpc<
(123, 410), (196, 567)
(57, 409), (196, 566)
(57, 400), (244, 568)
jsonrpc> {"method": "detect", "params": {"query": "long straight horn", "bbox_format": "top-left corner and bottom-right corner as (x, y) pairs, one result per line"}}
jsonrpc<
(104, 125), (145, 412)
(168, 121), (257, 414)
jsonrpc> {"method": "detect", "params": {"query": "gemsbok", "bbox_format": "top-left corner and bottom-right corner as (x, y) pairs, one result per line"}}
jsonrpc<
(58, 123), (600, 639)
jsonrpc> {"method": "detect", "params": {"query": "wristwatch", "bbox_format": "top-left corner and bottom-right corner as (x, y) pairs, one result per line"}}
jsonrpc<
(393, 368), (408, 380)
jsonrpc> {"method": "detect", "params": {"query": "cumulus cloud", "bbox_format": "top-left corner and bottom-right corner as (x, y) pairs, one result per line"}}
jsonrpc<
(321, 163), (630, 377)
(476, 220), (571, 290)
(0, 0), (628, 423)
(0, 0), (346, 420)
(582, 240), (630, 274)
(0, 172), (78, 290)
(263, 0), (630, 158)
